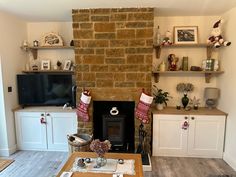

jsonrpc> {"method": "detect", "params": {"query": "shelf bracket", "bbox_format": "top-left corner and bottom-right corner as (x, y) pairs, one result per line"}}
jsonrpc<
(205, 73), (212, 83)
(154, 45), (161, 59)
(153, 73), (160, 83)
(30, 49), (38, 60)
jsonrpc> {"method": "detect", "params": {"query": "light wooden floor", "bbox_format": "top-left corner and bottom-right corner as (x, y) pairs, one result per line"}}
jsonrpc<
(1, 151), (236, 177)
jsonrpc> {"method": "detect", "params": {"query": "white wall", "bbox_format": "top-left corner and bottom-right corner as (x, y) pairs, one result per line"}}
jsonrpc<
(0, 11), (27, 156)
(154, 16), (220, 107)
(218, 7), (236, 170)
(27, 22), (74, 68)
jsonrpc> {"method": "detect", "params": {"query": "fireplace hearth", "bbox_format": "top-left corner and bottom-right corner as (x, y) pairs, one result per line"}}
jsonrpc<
(93, 101), (135, 153)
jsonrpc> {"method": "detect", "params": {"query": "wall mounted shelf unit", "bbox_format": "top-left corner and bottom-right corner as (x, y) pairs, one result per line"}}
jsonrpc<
(153, 44), (213, 59)
(21, 46), (75, 59)
(152, 70), (224, 83)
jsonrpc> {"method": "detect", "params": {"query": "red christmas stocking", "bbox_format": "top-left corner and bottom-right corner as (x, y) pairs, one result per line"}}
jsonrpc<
(135, 91), (153, 124)
(76, 90), (91, 122)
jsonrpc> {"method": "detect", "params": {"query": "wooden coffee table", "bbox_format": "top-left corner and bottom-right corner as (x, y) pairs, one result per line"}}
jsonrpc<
(57, 152), (144, 177)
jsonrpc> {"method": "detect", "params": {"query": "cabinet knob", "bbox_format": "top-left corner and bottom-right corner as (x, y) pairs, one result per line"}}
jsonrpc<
(40, 118), (47, 124)
(41, 113), (44, 116)
(191, 117), (195, 120)
(184, 116), (188, 120)
(46, 113), (50, 116)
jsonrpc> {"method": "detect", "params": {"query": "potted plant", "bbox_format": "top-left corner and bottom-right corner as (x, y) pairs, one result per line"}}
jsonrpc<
(153, 85), (171, 110)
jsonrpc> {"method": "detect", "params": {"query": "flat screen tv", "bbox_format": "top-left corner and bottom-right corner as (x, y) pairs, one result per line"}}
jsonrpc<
(17, 74), (74, 107)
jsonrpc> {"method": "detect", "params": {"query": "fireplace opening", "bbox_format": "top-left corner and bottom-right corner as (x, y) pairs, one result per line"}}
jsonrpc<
(93, 101), (135, 153)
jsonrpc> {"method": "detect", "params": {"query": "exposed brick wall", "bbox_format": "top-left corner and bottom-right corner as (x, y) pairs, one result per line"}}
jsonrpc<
(72, 8), (154, 153)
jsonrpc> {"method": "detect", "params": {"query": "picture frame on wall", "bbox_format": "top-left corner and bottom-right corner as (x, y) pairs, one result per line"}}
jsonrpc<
(174, 26), (198, 44)
(63, 60), (71, 70)
(41, 60), (50, 70)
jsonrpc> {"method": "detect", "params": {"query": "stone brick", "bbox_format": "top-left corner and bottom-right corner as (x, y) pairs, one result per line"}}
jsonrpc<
(127, 55), (144, 64)
(80, 23), (93, 29)
(126, 22), (146, 28)
(75, 55), (82, 64)
(83, 73), (96, 81)
(146, 73), (152, 81)
(105, 58), (125, 64)
(123, 65), (139, 72)
(72, 23), (79, 29)
(95, 33), (115, 39)
(117, 29), (135, 39)
(108, 65), (123, 72)
(111, 13), (127, 21)
(82, 40), (109, 48)
(96, 49), (105, 54)
(114, 73), (125, 81)
(72, 9), (78, 14)
(136, 47), (153, 53)
(110, 40), (128, 47)
(125, 48), (136, 54)
(106, 49), (125, 57)
(72, 14), (90, 22)
(145, 55), (153, 64)
(91, 9), (110, 14)
(76, 65), (89, 72)
(91, 16), (109, 22)
(126, 73), (146, 81)
(77, 81), (95, 87)
(73, 40), (81, 47)
(97, 80), (113, 87)
(136, 82), (151, 88)
(115, 82), (135, 87)
(129, 40), (145, 47)
(116, 22), (125, 29)
(146, 39), (153, 46)
(128, 13), (154, 21)
(96, 73), (114, 79)
(78, 9), (90, 13)
(83, 55), (104, 64)
(112, 8), (148, 12)
(136, 29), (153, 38)
(94, 23), (115, 32)
(147, 21), (154, 27)
(76, 73), (82, 80)
(74, 30), (93, 39)
(76, 48), (94, 54)
(139, 65), (152, 72)
(90, 65), (108, 72)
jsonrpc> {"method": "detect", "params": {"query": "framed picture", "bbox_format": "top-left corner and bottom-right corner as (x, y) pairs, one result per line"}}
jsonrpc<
(174, 26), (198, 44)
(41, 60), (50, 70)
(40, 32), (63, 46)
(63, 60), (71, 70)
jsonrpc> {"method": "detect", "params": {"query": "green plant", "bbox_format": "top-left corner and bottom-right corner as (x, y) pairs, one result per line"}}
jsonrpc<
(153, 85), (171, 106)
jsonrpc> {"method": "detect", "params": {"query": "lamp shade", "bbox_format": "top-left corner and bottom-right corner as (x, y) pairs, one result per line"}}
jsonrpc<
(204, 87), (219, 99)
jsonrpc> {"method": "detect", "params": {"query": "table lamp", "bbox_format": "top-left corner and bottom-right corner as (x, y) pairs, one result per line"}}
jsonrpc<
(204, 87), (220, 109)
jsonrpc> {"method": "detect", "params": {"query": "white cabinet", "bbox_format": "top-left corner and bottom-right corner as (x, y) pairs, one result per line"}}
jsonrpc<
(15, 108), (77, 151)
(153, 113), (226, 158)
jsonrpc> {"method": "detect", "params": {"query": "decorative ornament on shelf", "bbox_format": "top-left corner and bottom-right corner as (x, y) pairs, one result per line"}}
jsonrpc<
(207, 19), (231, 48)
(162, 30), (172, 46)
(90, 139), (111, 167)
(168, 54), (179, 71)
(189, 96), (200, 110)
(40, 32), (63, 46)
(176, 83), (194, 109)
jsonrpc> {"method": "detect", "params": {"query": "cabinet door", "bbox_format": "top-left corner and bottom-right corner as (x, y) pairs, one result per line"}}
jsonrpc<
(15, 112), (47, 150)
(188, 115), (225, 158)
(153, 114), (188, 156)
(46, 112), (77, 151)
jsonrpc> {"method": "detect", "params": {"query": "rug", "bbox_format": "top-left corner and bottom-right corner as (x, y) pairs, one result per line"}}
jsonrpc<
(0, 159), (14, 172)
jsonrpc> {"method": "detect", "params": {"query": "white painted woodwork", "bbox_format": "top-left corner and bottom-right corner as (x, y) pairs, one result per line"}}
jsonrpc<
(153, 114), (188, 156)
(47, 112), (77, 151)
(15, 112), (47, 150)
(15, 109), (77, 151)
(188, 115), (225, 158)
(152, 114), (226, 158)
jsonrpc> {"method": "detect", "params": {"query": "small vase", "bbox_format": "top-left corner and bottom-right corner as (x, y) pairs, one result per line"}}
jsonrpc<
(156, 103), (164, 110)
(96, 156), (107, 167)
(182, 94), (189, 108)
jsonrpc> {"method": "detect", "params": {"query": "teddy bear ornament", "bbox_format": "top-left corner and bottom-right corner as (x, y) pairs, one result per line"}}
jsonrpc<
(207, 19), (231, 48)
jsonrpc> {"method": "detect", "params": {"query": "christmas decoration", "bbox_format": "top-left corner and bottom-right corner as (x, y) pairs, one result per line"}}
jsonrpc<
(76, 90), (91, 122)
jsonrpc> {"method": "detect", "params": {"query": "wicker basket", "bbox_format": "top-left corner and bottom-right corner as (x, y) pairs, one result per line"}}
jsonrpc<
(67, 133), (93, 155)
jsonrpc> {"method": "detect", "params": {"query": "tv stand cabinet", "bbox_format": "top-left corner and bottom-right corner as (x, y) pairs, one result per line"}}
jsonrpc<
(15, 106), (77, 151)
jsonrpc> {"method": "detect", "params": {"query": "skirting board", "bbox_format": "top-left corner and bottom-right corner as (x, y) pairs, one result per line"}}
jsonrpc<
(223, 152), (236, 171)
(0, 144), (17, 156)
(142, 153), (152, 172)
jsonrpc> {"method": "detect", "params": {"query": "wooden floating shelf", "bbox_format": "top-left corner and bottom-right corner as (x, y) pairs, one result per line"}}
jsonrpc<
(152, 70), (224, 83)
(22, 70), (74, 74)
(153, 43), (214, 59)
(22, 46), (75, 59)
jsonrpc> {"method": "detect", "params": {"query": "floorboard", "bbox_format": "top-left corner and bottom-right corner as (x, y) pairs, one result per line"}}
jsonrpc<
(1, 151), (236, 177)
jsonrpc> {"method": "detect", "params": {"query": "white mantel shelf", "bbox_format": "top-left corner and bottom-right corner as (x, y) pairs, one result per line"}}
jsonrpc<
(152, 107), (227, 116)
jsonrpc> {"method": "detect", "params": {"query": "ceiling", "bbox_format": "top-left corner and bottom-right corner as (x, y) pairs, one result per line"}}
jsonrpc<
(0, 0), (236, 22)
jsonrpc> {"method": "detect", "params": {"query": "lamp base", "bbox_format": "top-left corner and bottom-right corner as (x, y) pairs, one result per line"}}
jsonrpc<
(206, 99), (217, 109)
